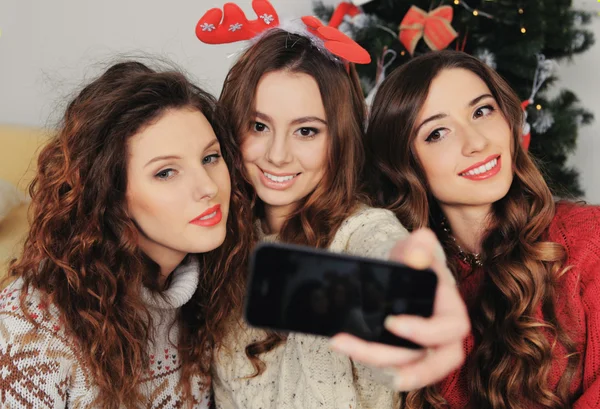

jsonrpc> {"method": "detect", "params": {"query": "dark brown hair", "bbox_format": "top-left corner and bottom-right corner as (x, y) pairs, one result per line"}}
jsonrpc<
(364, 50), (579, 409)
(218, 28), (368, 374)
(8, 61), (254, 408)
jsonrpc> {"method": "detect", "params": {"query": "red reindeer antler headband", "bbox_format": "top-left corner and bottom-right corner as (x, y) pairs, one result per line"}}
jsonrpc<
(195, 0), (370, 64)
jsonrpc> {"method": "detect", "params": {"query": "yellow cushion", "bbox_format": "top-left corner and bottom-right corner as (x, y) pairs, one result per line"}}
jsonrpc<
(0, 125), (51, 284)
(0, 124), (52, 192)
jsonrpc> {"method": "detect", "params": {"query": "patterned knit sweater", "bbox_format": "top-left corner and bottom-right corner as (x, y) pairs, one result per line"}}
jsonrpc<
(0, 258), (211, 408)
(212, 204), (411, 409)
(439, 202), (600, 408)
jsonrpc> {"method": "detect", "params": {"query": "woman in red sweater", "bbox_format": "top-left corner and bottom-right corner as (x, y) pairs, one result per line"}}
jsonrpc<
(363, 50), (599, 409)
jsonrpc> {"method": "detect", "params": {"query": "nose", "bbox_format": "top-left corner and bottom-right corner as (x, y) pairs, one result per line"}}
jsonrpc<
(265, 133), (293, 167)
(460, 123), (489, 156)
(191, 167), (219, 202)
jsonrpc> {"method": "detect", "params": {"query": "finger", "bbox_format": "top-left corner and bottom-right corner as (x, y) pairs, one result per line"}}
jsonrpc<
(392, 343), (465, 391)
(389, 228), (456, 286)
(384, 287), (470, 347)
(329, 333), (426, 367)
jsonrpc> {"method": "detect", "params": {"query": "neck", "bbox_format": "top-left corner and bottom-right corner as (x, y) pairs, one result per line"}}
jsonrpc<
(440, 204), (492, 254)
(156, 255), (187, 288)
(137, 237), (187, 288)
(263, 203), (296, 235)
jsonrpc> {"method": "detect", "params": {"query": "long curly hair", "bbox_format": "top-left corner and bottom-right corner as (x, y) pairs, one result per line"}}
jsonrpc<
(8, 61), (254, 408)
(363, 50), (580, 409)
(218, 29), (368, 374)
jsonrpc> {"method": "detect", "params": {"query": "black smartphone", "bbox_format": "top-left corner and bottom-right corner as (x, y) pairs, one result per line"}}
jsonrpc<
(244, 242), (438, 348)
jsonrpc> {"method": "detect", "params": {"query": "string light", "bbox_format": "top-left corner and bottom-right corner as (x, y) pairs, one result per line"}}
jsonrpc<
(518, 8), (524, 14)
(455, 0), (495, 19)
(521, 27), (527, 34)
(401, 51), (406, 56)
(536, 104), (542, 110)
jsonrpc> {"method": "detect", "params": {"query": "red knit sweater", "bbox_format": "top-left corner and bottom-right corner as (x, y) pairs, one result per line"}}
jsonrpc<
(438, 202), (600, 408)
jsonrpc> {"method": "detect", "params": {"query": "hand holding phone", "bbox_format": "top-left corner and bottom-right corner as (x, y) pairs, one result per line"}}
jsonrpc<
(244, 243), (437, 348)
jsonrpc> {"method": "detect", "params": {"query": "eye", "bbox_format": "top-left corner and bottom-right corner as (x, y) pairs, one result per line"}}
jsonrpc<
(295, 127), (319, 138)
(202, 153), (221, 165)
(155, 169), (176, 180)
(425, 128), (449, 143)
(474, 105), (495, 118)
(253, 122), (268, 132)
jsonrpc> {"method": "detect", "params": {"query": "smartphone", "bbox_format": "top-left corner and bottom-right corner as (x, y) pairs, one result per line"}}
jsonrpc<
(244, 242), (438, 348)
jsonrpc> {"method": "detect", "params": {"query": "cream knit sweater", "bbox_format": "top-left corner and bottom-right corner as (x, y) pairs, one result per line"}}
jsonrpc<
(213, 205), (410, 409)
(0, 258), (211, 408)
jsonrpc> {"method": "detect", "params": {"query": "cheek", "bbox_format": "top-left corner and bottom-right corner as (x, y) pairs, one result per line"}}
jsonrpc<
(297, 138), (328, 173)
(127, 180), (180, 221)
(241, 135), (265, 163)
(417, 148), (451, 184)
(215, 164), (232, 201)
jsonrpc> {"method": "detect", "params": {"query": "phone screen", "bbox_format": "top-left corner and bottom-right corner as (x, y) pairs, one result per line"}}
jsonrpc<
(244, 243), (437, 348)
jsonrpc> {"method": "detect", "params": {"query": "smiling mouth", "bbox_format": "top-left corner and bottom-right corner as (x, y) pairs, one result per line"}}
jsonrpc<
(459, 156), (500, 176)
(262, 170), (300, 183)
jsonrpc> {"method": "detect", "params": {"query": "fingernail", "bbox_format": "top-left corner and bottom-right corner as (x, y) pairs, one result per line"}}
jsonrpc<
(408, 245), (430, 270)
(384, 316), (412, 336)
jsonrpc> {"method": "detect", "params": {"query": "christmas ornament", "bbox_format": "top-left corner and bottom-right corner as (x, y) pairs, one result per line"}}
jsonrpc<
(520, 100), (532, 151)
(365, 47), (397, 108)
(474, 48), (496, 69)
(532, 110), (554, 134)
(520, 54), (558, 150)
(328, 2), (361, 29)
(572, 32), (585, 50)
(398, 6), (458, 55)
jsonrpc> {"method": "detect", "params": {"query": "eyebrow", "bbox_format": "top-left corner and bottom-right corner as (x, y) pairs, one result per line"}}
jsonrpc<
(254, 111), (327, 126)
(143, 138), (220, 168)
(414, 93), (495, 135)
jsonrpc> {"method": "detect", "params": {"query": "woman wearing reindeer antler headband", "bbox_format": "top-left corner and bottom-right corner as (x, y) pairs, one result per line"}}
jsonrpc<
(196, 1), (470, 408)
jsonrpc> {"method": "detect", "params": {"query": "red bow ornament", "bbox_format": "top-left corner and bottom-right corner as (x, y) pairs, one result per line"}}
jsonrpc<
(398, 5), (458, 55)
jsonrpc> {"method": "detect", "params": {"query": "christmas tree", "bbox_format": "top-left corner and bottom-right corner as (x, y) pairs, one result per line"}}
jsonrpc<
(314, 0), (595, 197)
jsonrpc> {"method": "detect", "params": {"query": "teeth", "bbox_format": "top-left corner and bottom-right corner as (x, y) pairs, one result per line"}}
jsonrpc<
(461, 158), (498, 176)
(264, 171), (296, 183)
(199, 211), (217, 220)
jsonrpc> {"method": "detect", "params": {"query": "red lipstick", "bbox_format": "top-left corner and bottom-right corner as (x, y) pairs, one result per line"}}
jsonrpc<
(190, 204), (222, 227)
(459, 155), (502, 181)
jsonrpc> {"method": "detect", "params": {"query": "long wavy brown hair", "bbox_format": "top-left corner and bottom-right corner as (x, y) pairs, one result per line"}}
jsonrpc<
(218, 28), (368, 374)
(8, 61), (254, 408)
(363, 50), (580, 409)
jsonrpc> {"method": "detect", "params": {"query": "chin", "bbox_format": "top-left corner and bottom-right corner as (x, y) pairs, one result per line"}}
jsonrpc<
(466, 185), (512, 205)
(257, 191), (299, 208)
(187, 228), (227, 254)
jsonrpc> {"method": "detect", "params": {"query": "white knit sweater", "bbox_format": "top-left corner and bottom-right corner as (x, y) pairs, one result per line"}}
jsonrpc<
(0, 258), (211, 408)
(212, 204), (410, 409)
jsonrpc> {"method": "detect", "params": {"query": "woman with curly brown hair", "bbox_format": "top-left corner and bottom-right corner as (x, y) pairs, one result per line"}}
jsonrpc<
(364, 50), (600, 409)
(0, 61), (253, 408)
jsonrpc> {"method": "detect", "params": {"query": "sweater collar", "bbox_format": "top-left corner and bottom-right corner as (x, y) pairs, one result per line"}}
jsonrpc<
(141, 257), (199, 310)
(255, 219), (278, 242)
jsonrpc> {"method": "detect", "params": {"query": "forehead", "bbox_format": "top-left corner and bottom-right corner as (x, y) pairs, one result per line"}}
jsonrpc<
(254, 70), (326, 120)
(421, 68), (492, 114)
(128, 108), (216, 162)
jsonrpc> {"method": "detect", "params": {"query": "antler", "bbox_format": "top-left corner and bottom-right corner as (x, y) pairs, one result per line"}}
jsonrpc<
(196, 0), (279, 44)
(301, 16), (371, 64)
